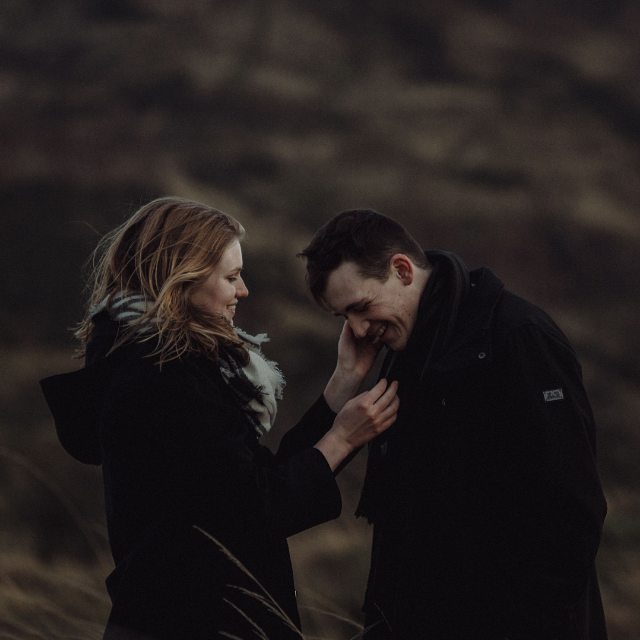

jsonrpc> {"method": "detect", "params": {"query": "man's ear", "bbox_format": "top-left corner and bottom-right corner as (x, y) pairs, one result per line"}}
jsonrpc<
(390, 254), (414, 285)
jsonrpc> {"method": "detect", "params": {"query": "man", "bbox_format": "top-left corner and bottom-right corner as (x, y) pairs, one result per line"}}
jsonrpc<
(299, 210), (607, 639)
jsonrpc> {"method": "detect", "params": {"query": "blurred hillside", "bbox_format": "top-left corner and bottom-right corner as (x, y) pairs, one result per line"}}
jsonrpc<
(1, 1), (639, 638)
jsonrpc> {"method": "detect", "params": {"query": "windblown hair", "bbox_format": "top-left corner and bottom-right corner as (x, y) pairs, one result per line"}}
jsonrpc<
(75, 196), (246, 364)
(298, 209), (429, 306)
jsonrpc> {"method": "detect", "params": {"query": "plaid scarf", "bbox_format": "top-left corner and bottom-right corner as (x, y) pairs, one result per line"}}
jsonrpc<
(92, 292), (285, 436)
(218, 329), (285, 436)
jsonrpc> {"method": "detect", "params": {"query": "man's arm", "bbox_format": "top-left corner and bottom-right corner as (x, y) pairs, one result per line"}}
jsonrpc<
(500, 320), (606, 606)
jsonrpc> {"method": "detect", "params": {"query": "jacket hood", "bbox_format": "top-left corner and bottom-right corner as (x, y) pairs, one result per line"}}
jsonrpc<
(39, 312), (123, 465)
(40, 362), (110, 465)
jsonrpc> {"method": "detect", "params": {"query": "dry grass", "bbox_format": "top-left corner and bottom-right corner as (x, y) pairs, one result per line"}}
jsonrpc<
(1, 340), (639, 639)
(0, 552), (109, 640)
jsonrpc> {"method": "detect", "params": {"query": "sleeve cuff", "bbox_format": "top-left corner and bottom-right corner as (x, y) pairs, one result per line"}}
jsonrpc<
(277, 394), (337, 458)
(277, 446), (342, 537)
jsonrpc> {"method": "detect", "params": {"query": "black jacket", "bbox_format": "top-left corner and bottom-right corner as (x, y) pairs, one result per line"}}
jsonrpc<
(359, 258), (607, 639)
(40, 315), (340, 640)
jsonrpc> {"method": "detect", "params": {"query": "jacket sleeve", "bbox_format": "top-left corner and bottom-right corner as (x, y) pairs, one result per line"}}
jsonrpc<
(498, 321), (607, 608)
(265, 394), (341, 535)
(276, 394), (337, 459)
(118, 363), (340, 540)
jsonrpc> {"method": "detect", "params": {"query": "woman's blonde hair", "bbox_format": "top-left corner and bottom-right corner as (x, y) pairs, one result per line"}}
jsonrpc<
(75, 196), (246, 363)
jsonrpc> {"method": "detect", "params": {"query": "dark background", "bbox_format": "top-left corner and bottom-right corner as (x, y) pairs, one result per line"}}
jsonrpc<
(1, 1), (639, 638)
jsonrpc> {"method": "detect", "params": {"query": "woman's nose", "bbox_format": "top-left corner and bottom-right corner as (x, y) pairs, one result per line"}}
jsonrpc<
(237, 278), (249, 298)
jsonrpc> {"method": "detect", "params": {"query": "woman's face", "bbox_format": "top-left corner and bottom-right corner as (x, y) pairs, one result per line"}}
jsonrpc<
(190, 239), (248, 324)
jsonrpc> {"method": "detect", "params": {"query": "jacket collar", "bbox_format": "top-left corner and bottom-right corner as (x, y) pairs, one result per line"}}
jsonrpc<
(430, 266), (504, 372)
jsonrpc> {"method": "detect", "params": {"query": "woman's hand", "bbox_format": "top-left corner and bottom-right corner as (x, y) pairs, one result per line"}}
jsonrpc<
(324, 322), (384, 412)
(315, 378), (399, 471)
(337, 321), (381, 377)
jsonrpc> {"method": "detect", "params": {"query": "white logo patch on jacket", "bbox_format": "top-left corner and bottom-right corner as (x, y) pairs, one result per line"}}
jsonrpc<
(543, 388), (564, 402)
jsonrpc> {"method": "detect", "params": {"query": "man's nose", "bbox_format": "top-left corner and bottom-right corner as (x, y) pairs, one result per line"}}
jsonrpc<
(348, 316), (369, 339)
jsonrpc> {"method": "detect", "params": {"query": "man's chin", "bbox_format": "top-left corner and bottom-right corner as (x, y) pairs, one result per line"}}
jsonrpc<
(384, 334), (407, 352)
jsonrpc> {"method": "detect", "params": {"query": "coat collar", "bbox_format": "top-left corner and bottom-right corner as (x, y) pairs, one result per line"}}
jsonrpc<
(429, 267), (504, 372)
(380, 262), (505, 380)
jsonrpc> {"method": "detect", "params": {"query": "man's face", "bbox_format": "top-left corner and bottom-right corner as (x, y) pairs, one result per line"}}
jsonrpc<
(322, 258), (420, 351)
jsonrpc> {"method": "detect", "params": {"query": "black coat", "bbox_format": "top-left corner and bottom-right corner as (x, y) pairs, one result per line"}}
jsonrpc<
(359, 264), (607, 639)
(40, 315), (340, 640)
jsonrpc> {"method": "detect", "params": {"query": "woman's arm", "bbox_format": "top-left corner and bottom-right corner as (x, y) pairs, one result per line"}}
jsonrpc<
(278, 320), (391, 461)
(261, 378), (398, 537)
(153, 356), (396, 538)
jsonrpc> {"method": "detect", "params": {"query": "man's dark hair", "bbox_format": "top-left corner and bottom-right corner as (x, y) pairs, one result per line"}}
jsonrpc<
(298, 209), (429, 305)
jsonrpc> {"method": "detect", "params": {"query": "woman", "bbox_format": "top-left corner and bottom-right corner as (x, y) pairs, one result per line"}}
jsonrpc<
(40, 197), (398, 640)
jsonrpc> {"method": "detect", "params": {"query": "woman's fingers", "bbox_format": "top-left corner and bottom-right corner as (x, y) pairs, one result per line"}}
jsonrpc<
(378, 393), (400, 420)
(336, 378), (399, 431)
(367, 377), (389, 397)
(381, 398), (400, 426)
(317, 378), (400, 468)
(373, 393), (399, 433)
(372, 379), (398, 406)
(348, 379), (399, 433)
(360, 378), (398, 413)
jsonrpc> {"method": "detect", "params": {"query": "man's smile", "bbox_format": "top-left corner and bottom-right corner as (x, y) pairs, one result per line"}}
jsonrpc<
(371, 322), (388, 344)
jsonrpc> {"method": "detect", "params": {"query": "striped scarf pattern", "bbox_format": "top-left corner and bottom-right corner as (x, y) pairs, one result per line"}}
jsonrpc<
(91, 292), (285, 436)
